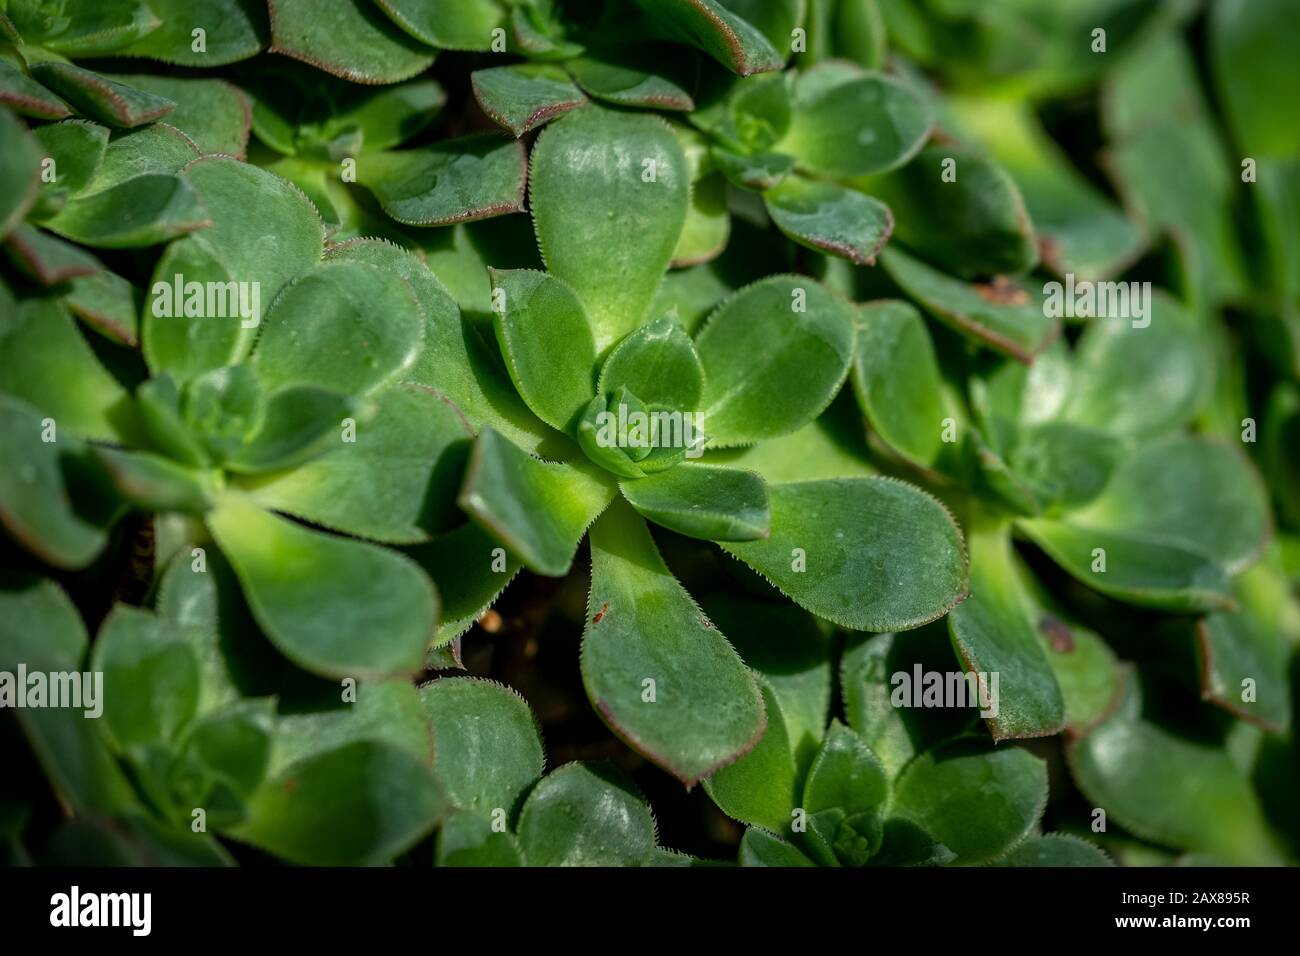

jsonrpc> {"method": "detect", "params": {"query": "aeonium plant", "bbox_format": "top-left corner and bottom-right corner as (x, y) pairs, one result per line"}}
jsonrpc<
(406, 102), (971, 786)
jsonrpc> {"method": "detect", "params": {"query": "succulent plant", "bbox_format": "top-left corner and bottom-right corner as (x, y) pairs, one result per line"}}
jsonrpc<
(1, 0), (1299, 870)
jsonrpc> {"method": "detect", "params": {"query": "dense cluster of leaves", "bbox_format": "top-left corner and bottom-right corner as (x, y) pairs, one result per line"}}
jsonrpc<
(1, 0), (1298, 867)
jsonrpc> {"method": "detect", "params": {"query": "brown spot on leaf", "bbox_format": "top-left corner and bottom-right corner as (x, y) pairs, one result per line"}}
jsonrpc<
(283, 778), (298, 795)
(592, 602), (609, 624)
(1039, 615), (1075, 653)
(974, 275), (1030, 306)
(478, 609), (502, 633)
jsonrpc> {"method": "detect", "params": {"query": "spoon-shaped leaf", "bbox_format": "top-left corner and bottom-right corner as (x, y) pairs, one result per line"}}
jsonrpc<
(90, 604), (200, 753)
(118, 0), (268, 66)
(1068, 436), (1270, 575)
(0, 107), (42, 237)
(782, 66), (931, 177)
(993, 834), (1111, 867)
(30, 62), (174, 127)
(802, 720), (888, 816)
(695, 275), (855, 446)
(1018, 518), (1234, 613)
(142, 235), (246, 382)
(65, 268), (139, 345)
(620, 463), (769, 541)
(112, 75), (251, 157)
(242, 382), (471, 544)
(0, 395), (117, 568)
(531, 106), (689, 350)
(600, 313), (705, 411)
(948, 519), (1065, 741)
(0, 298), (136, 442)
(582, 501), (765, 785)
(0, 61), (72, 120)
(881, 247), (1056, 363)
(891, 736), (1047, 865)
(765, 176), (893, 266)
(230, 739), (444, 865)
(458, 428), (615, 576)
(488, 268), (598, 432)
(420, 677), (544, 820)
(358, 134), (527, 226)
(374, 0), (506, 50)
(207, 492), (438, 679)
(517, 762), (657, 866)
(568, 45), (697, 111)
(851, 300), (946, 468)
(472, 64), (585, 138)
(43, 173), (209, 248)
(0, 574), (136, 813)
(267, 0), (435, 84)
(225, 385), (359, 475)
(1067, 672), (1283, 864)
(254, 260), (423, 397)
(703, 678), (795, 831)
(181, 156), (325, 305)
(1061, 292), (1210, 439)
(721, 477), (969, 631)
(868, 145), (1038, 278)
(632, 0), (783, 75)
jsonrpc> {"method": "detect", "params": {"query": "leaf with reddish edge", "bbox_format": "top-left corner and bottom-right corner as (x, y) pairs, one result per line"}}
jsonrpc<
(582, 500), (765, 787)
(472, 64), (585, 138)
(267, 0), (435, 86)
(29, 62), (174, 127)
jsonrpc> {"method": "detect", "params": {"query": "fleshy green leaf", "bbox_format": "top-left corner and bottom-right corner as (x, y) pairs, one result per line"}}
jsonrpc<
(472, 63), (585, 138)
(181, 156), (325, 304)
(0, 574), (136, 813)
(4, 223), (100, 285)
(420, 677), (544, 819)
(695, 276), (855, 446)
(267, 0), (435, 84)
(948, 519), (1065, 741)
(0, 107), (42, 238)
(851, 300), (945, 468)
(881, 247), (1055, 363)
(711, 146), (794, 189)
(516, 762), (657, 866)
(994, 835), (1111, 867)
(142, 235), (245, 382)
(0, 395), (117, 568)
(1068, 673), (1282, 864)
(891, 736), (1047, 865)
(231, 740), (444, 865)
(782, 66), (931, 177)
(90, 604), (199, 752)
(64, 268), (139, 345)
(0, 60), (72, 120)
(253, 260), (423, 397)
(1061, 292), (1211, 439)
(118, 0), (268, 66)
(207, 492), (438, 679)
(582, 502), (765, 786)
(568, 45), (696, 111)
(374, 0), (505, 51)
(42, 172), (210, 248)
(407, 521), (521, 644)
(620, 463), (769, 541)
(93, 446), (213, 514)
(112, 75), (251, 157)
(803, 720), (887, 817)
(632, 0), (783, 76)
(765, 176), (892, 266)
(721, 478), (968, 631)
(703, 678), (795, 831)
(358, 134), (527, 226)
(242, 382), (471, 544)
(739, 827), (816, 866)
(1018, 518), (1234, 614)
(458, 428), (615, 576)
(599, 313), (705, 412)
(673, 171), (729, 265)
(436, 810), (522, 866)
(224, 385), (358, 475)
(869, 145), (1038, 278)
(1067, 436), (1269, 575)
(29, 62), (174, 127)
(488, 268), (597, 432)
(530, 106), (689, 351)
(0, 297), (137, 442)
